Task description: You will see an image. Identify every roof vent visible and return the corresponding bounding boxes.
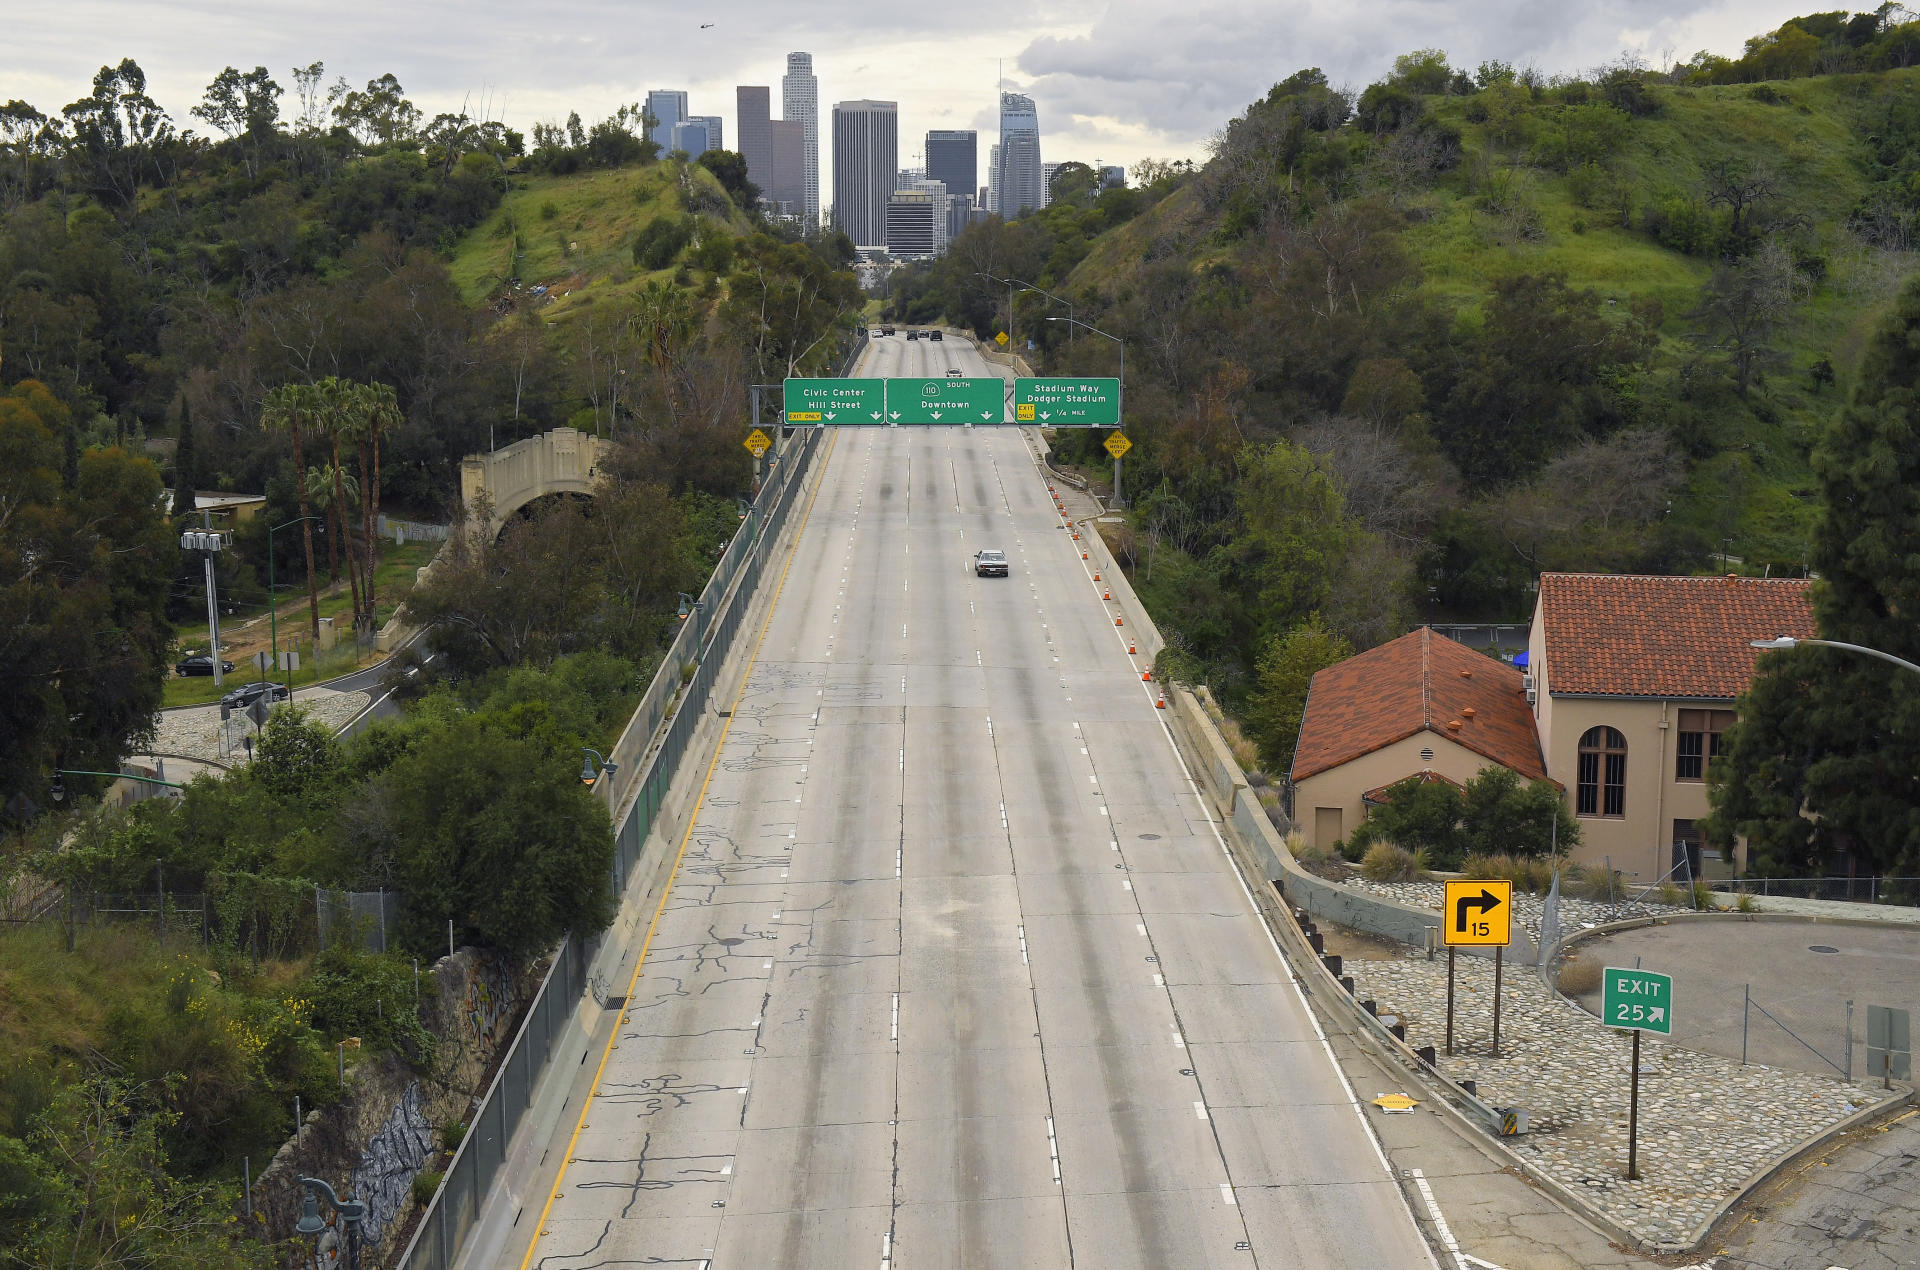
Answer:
[1459,668,1473,678]
[1446,719,1462,732]
[1420,747,1435,762]
[1462,707,1477,719]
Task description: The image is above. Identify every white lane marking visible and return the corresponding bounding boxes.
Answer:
[1220,1183,1236,1206]
[1194,1101,1210,1121]
[1122,880,1133,891]
[1172,1032,1186,1049]
[1136,923,1148,936]
[1047,1115,1060,1184]
[899,748,905,772]
[1409,1169,1475,1270]
[1153,973,1165,986]
[891,992,899,1044]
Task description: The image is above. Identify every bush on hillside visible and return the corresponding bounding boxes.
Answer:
[1359,842,1430,882]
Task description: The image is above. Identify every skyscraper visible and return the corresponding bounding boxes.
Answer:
[670,118,711,157]
[645,90,688,154]
[737,86,772,202]
[926,130,977,215]
[886,180,948,259]
[695,116,722,150]
[769,118,805,217]
[832,100,898,248]
[997,93,1043,218]
[985,143,1000,215]
[782,53,820,226]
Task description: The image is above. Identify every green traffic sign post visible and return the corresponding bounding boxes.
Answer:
[1013,377,1121,427]
[885,378,1005,426]
[1603,967,1674,1180]
[783,378,886,426]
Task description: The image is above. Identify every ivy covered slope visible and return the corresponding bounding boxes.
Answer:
[889,14,1920,727]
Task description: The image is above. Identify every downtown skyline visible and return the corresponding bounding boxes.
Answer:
[2,0,1820,218]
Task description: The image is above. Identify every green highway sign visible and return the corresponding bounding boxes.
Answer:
[1602,967,1673,1035]
[1014,377,1122,426]
[784,378,886,425]
[885,377,1006,425]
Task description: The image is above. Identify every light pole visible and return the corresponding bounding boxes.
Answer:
[294,1176,366,1270]
[979,272,1016,357]
[268,515,323,685]
[1751,635,1920,676]
[1013,279,1073,350]
[1046,316,1128,507]
[180,529,227,686]
[579,747,619,797]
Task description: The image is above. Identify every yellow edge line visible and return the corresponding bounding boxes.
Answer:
[517,430,840,1269]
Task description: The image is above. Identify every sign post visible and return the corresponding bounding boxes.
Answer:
[1602,967,1674,1180]
[1441,880,1512,1057]
[1104,431,1133,509]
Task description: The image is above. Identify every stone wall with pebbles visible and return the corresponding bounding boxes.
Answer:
[1348,949,1892,1248]
[151,688,370,765]
[1343,876,1691,949]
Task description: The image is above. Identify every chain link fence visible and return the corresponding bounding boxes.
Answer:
[316,887,403,952]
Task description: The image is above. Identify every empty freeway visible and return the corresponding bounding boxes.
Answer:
[507,333,1439,1269]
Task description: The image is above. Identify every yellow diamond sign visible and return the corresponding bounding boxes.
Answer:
[743,429,771,458]
[1103,432,1132,459]
[1371,1093,1420,1113]
[995,331,1010,346]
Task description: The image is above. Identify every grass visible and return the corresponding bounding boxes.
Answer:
[163,540,438,707]
[1359,842,1430,883]
[1555,952,1603,996]
[447,161,752,318]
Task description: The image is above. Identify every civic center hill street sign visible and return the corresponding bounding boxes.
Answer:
[783,378,885,424]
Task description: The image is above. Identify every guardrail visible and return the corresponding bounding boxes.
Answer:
[393,425,825,1270]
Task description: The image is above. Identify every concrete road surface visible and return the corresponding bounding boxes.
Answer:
[508,335,1438,1269]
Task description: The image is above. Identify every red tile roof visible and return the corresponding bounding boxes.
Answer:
[1290,628,1548,783]
[1538,573,1817,699]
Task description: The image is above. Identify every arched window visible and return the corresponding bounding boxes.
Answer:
[1577,726,1627,817]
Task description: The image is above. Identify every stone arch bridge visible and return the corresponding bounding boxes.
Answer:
[459,428,608,536]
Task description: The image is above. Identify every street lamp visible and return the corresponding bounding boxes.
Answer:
[579,747,619,790]
[1047,316,1129,507]
[294,1177,366,1270]
[180,529,227,686]
[1013,279,1073,347]
[1751,636,1920,676]
[268,515,323,685]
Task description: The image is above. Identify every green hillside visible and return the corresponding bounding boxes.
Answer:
[449,159,756,318]
[886,18,1920,711]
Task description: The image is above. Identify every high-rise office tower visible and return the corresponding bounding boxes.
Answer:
[1041,161,1062,206]
[670,118,711,157]
[769,118,805,217]
[985,143,1000,215]
[737,86,772,201]
[926,130,977,216]
[886,179,948,259]
[997,92,1043,218]
[645,90,688,154]
[695,116,722,150]
[782,52,820,226]
[831,100,898,248]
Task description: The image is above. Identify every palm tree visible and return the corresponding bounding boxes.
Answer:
[261,383,324,639]
[304,462,358,586]
[356,382,402,630]
[314,376,366,631]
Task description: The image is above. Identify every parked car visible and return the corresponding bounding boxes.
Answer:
[221,681,291,711]
[974,549,1009,577]
[175,652,235,677]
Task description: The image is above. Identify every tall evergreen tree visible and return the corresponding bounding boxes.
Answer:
[1708,276,1920,877]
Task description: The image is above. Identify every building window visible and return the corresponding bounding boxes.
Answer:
[1577,726,1627,817]
[1675,709,1736,781]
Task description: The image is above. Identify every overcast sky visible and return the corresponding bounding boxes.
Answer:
[6,0,1813,197]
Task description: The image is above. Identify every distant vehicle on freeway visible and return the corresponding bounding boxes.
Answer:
[947,369,963,377]
[175,651,234,676]
[974,549,1009,577]
[906,330,919,340]
[221,681,290,711]
[928,330,943,341]
[881,326,896,335]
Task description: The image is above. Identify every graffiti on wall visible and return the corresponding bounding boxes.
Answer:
[466,955,514,1048]
[349,1081,434,1247]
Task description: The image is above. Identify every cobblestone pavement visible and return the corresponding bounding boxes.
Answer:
[1715,1112,1920,1269]
[1346,950,1895,1249]
[152,688,370,764]
[1346,876,1694,947]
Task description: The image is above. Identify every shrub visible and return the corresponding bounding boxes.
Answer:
[1458,851,1554,893]
[1359,842,1430,882]
[1289,832,1335,865]
[303,944,437,1067]
[412,1169,445,1206]
[1565,864,1619,902]
[1556,953,1602,995]
[1736,890,1757,913]
[538,201,559,221]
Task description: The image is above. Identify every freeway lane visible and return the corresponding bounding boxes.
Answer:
[510,334,1437,1269]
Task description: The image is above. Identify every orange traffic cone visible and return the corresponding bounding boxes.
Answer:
[1072,532,1080,540]
[1115,616,1124,627]
[1156,691,1166,709]
[1143,669,1152,682]
[1103,588,1111,600]
[1081,550,1088,559]
[1093,571,1101,581]
[1128,639,1136,654]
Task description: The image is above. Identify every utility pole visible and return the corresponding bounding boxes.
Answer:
[181,525,227,686]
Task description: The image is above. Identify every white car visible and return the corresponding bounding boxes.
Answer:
[974,549,1008,577]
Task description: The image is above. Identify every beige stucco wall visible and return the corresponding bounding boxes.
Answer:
[1294,730,1499,852]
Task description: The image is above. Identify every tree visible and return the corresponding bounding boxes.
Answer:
[170,405,197,519]
[1458,765,1580,858]
[1708,273,1920,875]
[696,149,758,206]
[1692,242,1797,398]
[380,712,614,961]
[1347,775,1464,862]
[313,377,365,627]
[1244,616,1352,773]
[261,383,323,637]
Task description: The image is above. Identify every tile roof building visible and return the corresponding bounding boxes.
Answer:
[1526,573,1817,881]
[1291,628,1547,851]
